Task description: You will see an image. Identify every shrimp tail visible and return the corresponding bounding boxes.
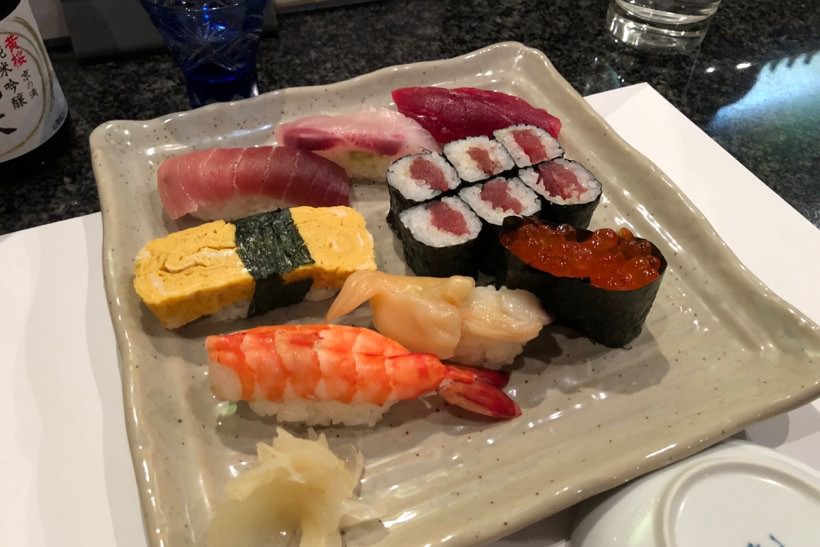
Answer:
[437,365,521,419]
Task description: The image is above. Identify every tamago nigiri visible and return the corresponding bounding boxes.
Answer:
[206,324,521,426]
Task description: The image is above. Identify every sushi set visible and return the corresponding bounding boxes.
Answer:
[133,84,663,432]
[91,43,820,547]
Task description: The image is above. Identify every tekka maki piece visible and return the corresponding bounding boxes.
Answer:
[493,124,563,168]
[458,177,541,274]
[498,218,666,347]
[443,136,515,183]
[133,206,376,329]
[386,152,460,225]
[519,159,602,229]
[397,196,482,278]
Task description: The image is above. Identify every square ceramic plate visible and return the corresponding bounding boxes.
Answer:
[90,42,820,546]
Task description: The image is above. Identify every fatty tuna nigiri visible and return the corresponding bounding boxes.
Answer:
[392,86,562,144]
[274,107,440,181]
[157,146,350,221]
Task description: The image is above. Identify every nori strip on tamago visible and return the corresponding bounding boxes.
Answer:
[497,217,666,347]
[234,210,313,316]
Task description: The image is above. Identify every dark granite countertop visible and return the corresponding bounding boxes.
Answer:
[1,0,818,235]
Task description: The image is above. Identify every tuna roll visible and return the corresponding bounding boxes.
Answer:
[519,159,602,229]
[397,196,482,278]
[459,177,541,275]
[493,124,563,168]
[498,217,666,347]
[386,152,460,226]
[443,136,515,183]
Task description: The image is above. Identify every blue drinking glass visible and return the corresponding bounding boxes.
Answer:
[139,0,268,108]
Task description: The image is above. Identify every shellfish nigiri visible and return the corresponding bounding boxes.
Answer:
[325,271,551,368]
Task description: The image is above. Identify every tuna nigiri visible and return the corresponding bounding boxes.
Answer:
[392,86,562,143]
[274,108,440,181]
[206,324,521,426]
[157,146,350,221]
[325,271,551,368]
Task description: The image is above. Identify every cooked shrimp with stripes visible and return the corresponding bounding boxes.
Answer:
[206,324,521,426]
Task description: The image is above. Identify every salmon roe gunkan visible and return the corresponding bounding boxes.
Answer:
[501,221,662,291]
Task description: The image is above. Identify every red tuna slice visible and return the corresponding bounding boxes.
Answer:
[466,146,500,175]
[157,146,350,220]
[392,86,561,143]
[512,128,549,164]
[429,200,469,236]
[535,161,586,200]
[480,179,523,214]
[409,156,450,192]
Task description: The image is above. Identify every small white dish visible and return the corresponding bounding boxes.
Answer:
[571,440,820,547]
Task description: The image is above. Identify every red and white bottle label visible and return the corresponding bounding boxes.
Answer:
[0,0,68,162]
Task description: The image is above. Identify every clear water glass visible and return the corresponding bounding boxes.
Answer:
[607,0,722,50]
[139,0,268,108]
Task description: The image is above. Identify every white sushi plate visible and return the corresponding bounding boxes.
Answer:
[2,43,820,547]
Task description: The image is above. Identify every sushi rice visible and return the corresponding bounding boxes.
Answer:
[209,353,394,426]
[443,136,515,182]
[248,400,392,427]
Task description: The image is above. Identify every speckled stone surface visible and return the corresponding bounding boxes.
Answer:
[1,0,818,235]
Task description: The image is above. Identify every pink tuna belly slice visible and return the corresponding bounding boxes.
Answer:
[279,125,404,156]
[409,156,450,191]
[277,127,343,151]
[273,108,440,181]
[156,145,350,220]
[429,200,469,236]
[480,180,522,214]
[535,162,585,200]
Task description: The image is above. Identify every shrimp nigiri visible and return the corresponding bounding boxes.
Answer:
[206,324,521,426]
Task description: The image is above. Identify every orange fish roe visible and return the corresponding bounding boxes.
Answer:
[501,221,662,291]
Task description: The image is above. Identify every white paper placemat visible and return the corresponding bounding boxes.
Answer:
[1,83,817,546]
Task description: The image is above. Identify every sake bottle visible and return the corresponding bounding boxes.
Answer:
[0,0,70,179]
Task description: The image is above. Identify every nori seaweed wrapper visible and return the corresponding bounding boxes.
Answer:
[234,210,313,316]
[497,217,667,347]
[536,192,601,229]
[386,183,432,229]
[477,223,504,276]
